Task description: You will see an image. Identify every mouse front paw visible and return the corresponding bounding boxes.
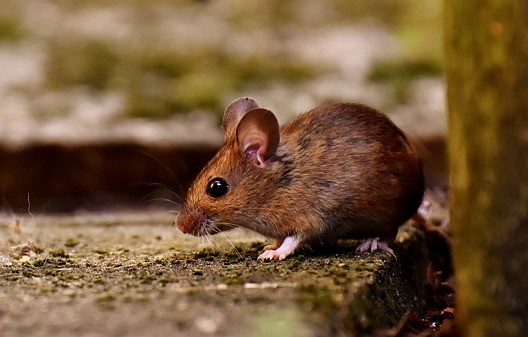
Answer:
[258,249,289,261]
[257,236,301,261]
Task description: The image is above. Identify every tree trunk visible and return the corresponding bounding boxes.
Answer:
[445,1,528,337]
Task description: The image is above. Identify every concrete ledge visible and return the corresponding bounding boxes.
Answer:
[342,226,428,334]
[0,212,428,336]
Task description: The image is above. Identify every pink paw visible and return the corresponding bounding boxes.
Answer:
[257,236,300,261]
[356,238,395,257]
[258,249,289,261]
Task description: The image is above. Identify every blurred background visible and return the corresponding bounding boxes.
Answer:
[0,0,445,213]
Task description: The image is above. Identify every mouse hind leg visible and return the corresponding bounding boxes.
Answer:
[354,224,398,257]
[355,238,395,256]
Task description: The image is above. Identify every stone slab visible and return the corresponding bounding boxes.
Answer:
[0,211,428,337]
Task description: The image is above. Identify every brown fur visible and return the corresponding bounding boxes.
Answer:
[177,98,424,248]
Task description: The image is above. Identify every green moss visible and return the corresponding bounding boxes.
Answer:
[168,72,227,110]
[224,274,245,286]
[139,274,157,284]
[248,241,266,250]
[0,15,26,42]
[49,249,69,258]
[250,308,303,337]
[64,238,80,248]
[43,32,320,119]
[96,293,117,309]
[224,276,246,286]
[158,277,171,286]
[154,257,170,265]
[46,40,119,91]
[123,51,318,118]
[124,295,150,303]
[33,259,46,267]
[93,277,105,284]
[61,273,82,281]
[28,0,441,125]
[37,286,55,295]
[45,269,58,277]
[369,59,442,82]
[234,55,317,84]
[368,58,443,104]
[297,284,337,315]
[93,248,109,255]
[191,268,204,276]
[130,49,192,79]
[0,224,429,336]
[193,248,220,259]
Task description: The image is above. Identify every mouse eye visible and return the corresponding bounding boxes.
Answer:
[206,178,229,198]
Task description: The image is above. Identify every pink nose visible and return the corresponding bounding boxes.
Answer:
[176,212,191,234]
[176,209,202,235]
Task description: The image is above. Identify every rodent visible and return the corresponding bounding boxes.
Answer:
[176,97,424,260]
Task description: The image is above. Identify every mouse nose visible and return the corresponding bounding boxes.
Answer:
[176,208,203,235]
[176,211,192,234]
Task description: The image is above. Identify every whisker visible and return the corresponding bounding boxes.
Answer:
[200,235,208,250]
[203,233,216,252]
[26,193,36,239]
[218,231,242,258]
[145,183,182,199]
[215,221,240,229]
[139,195,182,210]
[207,232,223,253]
[207,224,243,258]
[136,183,183,212]
[146,197,180,206]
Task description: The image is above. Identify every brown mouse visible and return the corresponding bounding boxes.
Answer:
[177,97,424,260]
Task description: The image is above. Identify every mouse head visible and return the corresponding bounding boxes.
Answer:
[177,97,281,236]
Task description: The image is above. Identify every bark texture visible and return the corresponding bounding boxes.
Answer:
[445,1,528,336]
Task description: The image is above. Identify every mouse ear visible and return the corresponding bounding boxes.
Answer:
[222,97,260,136]
[236,108,280,167]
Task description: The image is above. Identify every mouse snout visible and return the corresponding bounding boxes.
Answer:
[176,208,206,236]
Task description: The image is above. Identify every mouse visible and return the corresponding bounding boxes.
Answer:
[176,97,424,260]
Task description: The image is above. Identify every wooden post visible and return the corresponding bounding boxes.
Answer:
[445,1,528,336]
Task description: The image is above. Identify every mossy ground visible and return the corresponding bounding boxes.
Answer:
[0,212,427,337]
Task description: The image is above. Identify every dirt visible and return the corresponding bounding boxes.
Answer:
[0,211,429,337]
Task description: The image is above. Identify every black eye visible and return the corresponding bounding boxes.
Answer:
[206,178,229,198]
